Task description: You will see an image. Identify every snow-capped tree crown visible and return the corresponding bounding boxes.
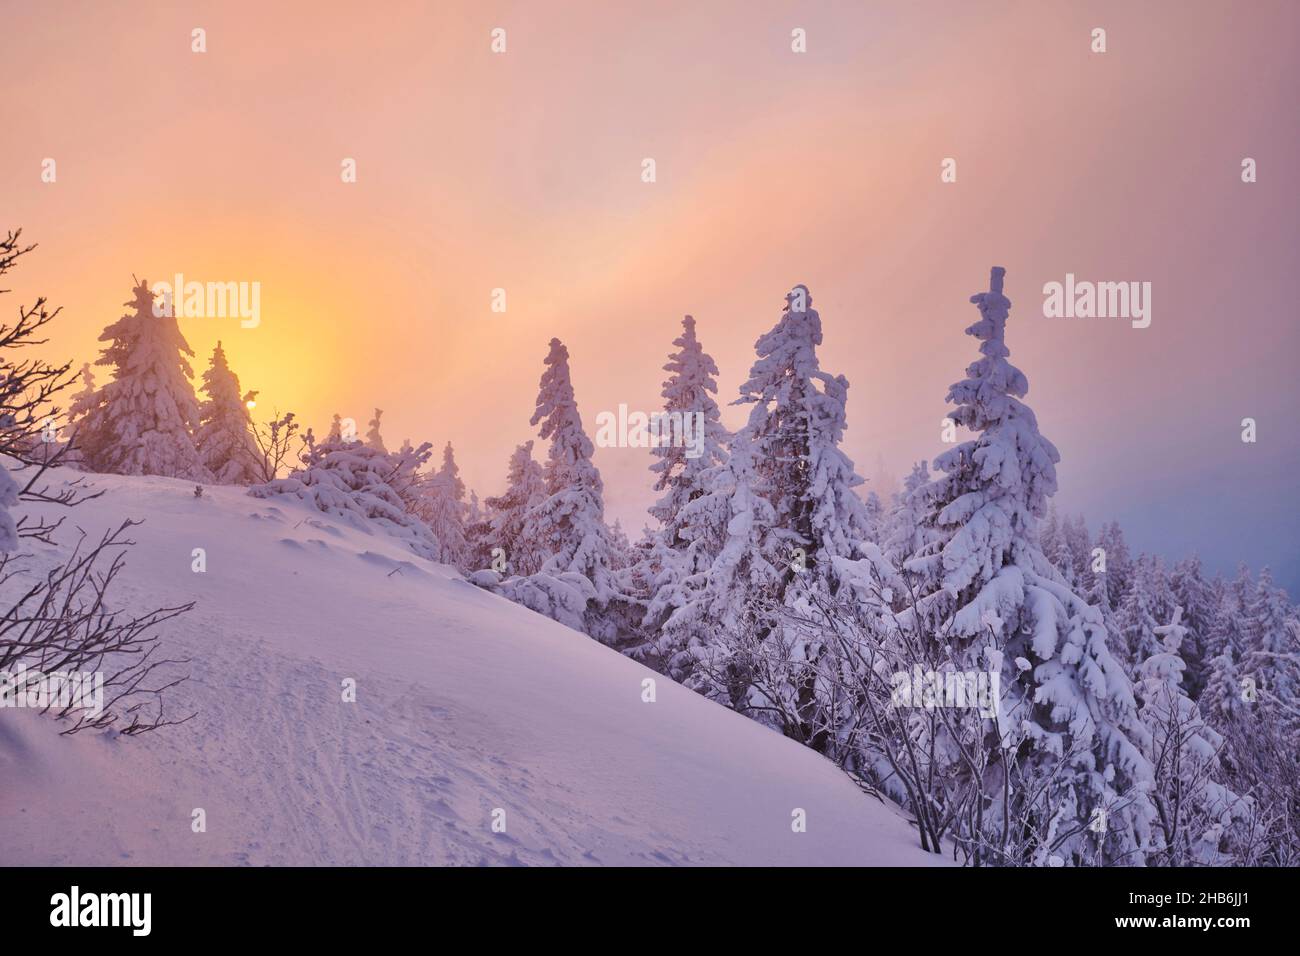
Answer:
[419,441,469,567]
[733,285,869,569]
[195,341,260,484]
[649,314,728,524]
[485,440,548,576]
[77,279,209,480]
[526,338,615,595]
[908,267,1064,624]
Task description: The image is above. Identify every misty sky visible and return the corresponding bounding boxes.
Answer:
[3,0,1297,592]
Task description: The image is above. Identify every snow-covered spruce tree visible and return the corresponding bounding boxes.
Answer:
[482,440,547,576]
[1086,555,1120,644]
[249,430,441,561]
[636,315,729,666]
[1169,555,1218,698]
[687,285,872,752]
[1201,644,1250,730]
[461,490,494,572]
[1135,606,1256,864]
[194,341,261,485]
[1245,567,1300,705]
[66,362,96,429]
[75,279,210,480]
[883,460,932,568]
[1213,564,1256,658]
[1095,520,1134,612]
[645,315,728,542]
[888,267,1156,865]
[418,442,469,568]
[483,338,629,640]
[1116,555,1174,678]
[1039,505,1067,582]
[862,490,884,546]
[1200,582,1300,864]
[640,448,746,680]
[365,408,387,453]
[56,361,99,469]
[388,438,422,503]
[525,338,616,598]
[736,285,872,571]
[663,431,783,704]
[618,524,660,638]
[1208,665,1300,863]
[1198,574,1228,660]
[1064,515,1093,586]
[1038,510,1088,589]
[608,519,633,570]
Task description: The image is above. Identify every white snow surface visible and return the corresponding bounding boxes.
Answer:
[2,469,941,866]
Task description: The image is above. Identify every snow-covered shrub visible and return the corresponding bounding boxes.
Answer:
[250,434,442,562]
[470,568,594,634]
[0,520,195,734]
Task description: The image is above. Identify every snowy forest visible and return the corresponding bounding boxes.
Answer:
[2,229,1297,867]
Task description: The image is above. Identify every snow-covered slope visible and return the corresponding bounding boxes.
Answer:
[1,470,942,866]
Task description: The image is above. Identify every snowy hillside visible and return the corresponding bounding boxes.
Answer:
[1,468,940,866]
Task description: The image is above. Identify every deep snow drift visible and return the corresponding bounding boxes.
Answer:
[1,469,940,866]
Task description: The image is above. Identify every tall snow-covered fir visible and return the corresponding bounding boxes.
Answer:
[894,267,1157,864]
[1117,556,1173,679]
[418,441,469,568]
[75,280,209,481]
[195,341,261,485]
[638,315,729,665]
[484,440,547,577]
[525,337,616,601]
[658,427,780,694]
[365,408,387,454]
[645,315,728,539]
[725,284,872,751]
[66,361,97,430]
[1246,567,1300,703]
[883,460,933,566]
[659,286,871,748]
[733,284,871,575]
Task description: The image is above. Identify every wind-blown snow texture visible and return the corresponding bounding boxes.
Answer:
[1,468,941,866]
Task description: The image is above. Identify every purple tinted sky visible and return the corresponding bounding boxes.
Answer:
[3,0,1297,592]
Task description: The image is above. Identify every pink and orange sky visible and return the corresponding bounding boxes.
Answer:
[3,0,1298,590]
